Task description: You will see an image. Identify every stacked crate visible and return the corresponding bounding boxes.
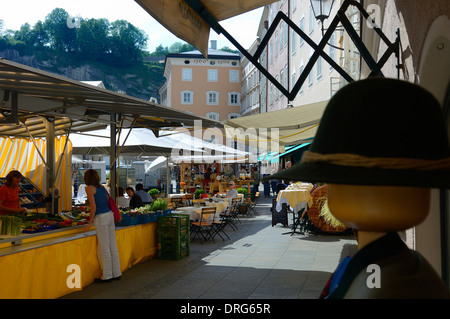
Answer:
[157,214,190,260]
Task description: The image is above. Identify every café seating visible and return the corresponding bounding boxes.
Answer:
[211,212,231,241]
[191,206,216,243]
[247,192,260,216]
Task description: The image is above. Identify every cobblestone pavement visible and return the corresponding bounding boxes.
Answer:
[62,196,357,299]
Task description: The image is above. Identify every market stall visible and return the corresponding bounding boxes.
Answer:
[0,59,223,299]
[179,162,253,195]
[0,222,158,298]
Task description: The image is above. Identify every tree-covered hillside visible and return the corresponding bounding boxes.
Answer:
[0,8,193,101]
[0,8,238,101]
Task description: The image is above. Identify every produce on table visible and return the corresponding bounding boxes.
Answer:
[0,215,22,236]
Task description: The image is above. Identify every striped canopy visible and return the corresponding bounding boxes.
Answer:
[0,136,72,212]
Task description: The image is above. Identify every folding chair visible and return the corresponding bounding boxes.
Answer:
[190,206,216,243]
[237,199,251,216]
[211,211,230,241]
[220,201,240,231]
[230,198,242,224]
[248,192,260,216]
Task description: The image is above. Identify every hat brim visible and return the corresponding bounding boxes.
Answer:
[265,161,450,189]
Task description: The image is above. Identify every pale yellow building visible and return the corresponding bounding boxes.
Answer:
[159,42,242,122]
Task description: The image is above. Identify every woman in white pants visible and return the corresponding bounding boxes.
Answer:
[85,169,121,283]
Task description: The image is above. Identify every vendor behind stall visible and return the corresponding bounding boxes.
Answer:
[0,170,26,215]
[126,187,143,208]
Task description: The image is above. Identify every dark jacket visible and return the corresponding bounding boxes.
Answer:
[129,193,143,209]
[327,232,450,299]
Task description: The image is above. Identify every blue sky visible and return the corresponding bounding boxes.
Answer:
[1,0,263,52]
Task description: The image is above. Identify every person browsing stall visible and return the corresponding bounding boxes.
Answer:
[84,169,121,283]
[0,170,27,215]
[126,187,143,208]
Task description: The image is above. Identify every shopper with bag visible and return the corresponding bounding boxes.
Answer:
[84,169,121,283]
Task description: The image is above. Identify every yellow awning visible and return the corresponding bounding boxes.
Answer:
[134,0,278,57]
[0,135,72,212]
[224,100,328,149]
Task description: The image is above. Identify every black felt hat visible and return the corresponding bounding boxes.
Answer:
[268,77,450,188]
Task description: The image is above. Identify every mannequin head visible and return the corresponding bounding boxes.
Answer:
[328,184,430,247]
[328,184,430,232]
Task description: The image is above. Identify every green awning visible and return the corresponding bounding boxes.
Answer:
[259,143,311,163]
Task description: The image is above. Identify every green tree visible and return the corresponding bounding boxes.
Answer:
[151,44,169,56]
[109,20,147,66]
[168,41,195,53]
[44,8,76,52]
[31,21,50,50]
[75,18,110,61]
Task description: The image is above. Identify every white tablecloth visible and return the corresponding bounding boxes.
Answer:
[172,201,229,221]
[276,188,313,214]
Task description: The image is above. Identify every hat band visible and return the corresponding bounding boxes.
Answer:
[302,151,450,171]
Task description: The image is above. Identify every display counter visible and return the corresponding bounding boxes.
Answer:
[0,222,158,299]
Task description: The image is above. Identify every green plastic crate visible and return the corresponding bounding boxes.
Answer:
[157,214,190,260]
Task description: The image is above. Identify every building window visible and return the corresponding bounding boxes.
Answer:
[284,21,288,46]
[182,68,192,81]
[181,90,193,104]
[228,113,240,119]
[291,69,296,91]
[291,0,296,12]
[299,17,305,47]
[317,56,323,80]
[280,70,284,91]
[275,32,279,58]
[207,91,219,105]
[269,41,273,64]
[291,29,296,55]
[329,34,336,70]
[308,68,314,87]
[229,92,240,106]
[206,112,220,121]
[309,6,315,34]
[229,70,239,83]
[275,75,280,101]
[299,64,305,95]
[208,69,218,82]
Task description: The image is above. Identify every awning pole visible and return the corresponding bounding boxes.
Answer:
[53,120,73,188]
[110,114,117,199]
[166,154,171,196]
[45,117,55,213]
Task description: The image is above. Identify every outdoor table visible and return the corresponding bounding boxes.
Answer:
[276,185,314,235]
[172,201,229,221]
[276,187,313,214]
